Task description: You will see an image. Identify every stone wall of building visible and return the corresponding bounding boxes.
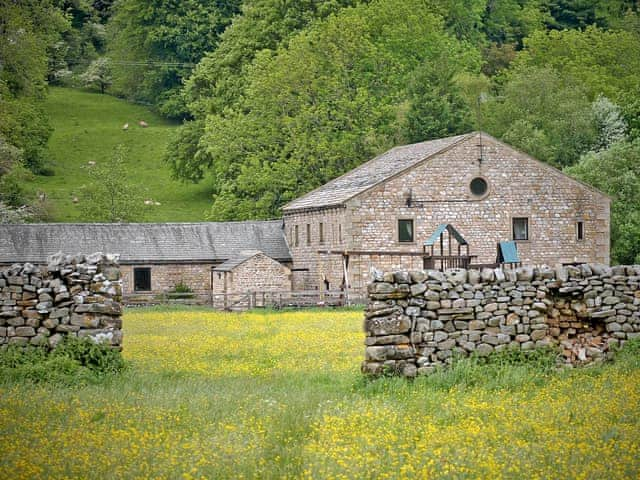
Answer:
[212,253,292,294]
[284,135,610,294]
[120,263,213,299]
[283,207,347,291]
[348,135,609,276]
[0,253,123,349]
[363,264,640,377]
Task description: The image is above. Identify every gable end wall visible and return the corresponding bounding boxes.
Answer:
[340,134,609,290]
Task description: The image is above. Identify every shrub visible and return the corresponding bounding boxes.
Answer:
[52,336,126,375]
[0,337,126,386]
[171,281,193,294]
[166,281,195,299]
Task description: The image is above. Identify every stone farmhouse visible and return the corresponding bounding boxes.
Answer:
[282,131,610,293]
[0,132,610,300]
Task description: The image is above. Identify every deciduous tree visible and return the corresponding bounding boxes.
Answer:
[80,57,112,93]
[180,0,480,220]
[107,0,242,118]
[80,145,146,222]
[566,140,640,264]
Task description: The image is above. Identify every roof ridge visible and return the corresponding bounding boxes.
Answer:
[0,222,291,263]
[282,132,474,212]
[0,220,283,227]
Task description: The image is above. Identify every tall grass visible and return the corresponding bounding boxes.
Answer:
[0,308,638,479]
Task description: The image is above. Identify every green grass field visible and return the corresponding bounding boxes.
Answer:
[32,87,213,222]
[1,308,639,479]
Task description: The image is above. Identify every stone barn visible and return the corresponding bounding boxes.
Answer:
[282,131,610,294]
[212,250,291,295]
[0,222,291,301]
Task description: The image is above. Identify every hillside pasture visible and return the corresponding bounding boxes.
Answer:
[32,88,213,222]
[1,308,639,479]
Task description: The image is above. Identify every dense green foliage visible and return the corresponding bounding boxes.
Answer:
[566,140,640,264]
[0,337,126,386]
[483,26,640,167]
[106,0,242,118]
[171,0,480,220]
[0,1,68,222]
[48,0,109,83]
[184,0,364,117]
[0,0,67,176]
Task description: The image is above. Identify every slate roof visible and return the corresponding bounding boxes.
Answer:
[0,221,291,264]
[282,132,472,212]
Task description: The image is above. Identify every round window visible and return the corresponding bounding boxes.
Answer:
[470,177,488,197]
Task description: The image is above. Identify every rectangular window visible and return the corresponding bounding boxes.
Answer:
[319,222,324,244]
[577,221,584,241]
[294,225,299,247]
[513,217,529,241]
[306,223,311,245]
[134,267,151,292]
[398,219,414,243]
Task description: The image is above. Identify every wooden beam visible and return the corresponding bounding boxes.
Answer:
[317,250,429,256]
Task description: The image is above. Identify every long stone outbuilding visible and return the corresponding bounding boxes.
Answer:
[0,132,611,301]
[0,222,292,302]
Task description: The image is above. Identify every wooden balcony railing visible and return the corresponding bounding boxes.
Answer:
[423,255,477,271]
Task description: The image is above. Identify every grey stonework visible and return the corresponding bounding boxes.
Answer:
[0,253,123,349]
[284,133,610,293]
[362,264,640,377]
[212,251,292,298]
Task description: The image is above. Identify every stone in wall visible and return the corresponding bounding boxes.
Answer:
[362,264,640,377]
[0,252,123,349]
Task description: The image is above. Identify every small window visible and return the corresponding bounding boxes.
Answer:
[513,217,528,241]
[306,224,311,245]
[294,225,299,247]
[470,177,488,197]
[134,267,151,292]
[319,222,324,244]
[577,221,584,241]
[398,219,414,243]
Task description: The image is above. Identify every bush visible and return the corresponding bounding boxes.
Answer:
[0,337,126,386]
[171,282,193,294]
[165,281,195,299]
[52,336,126,375]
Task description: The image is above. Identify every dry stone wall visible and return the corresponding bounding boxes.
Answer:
[0,253,123,349]
[363,264,640,377]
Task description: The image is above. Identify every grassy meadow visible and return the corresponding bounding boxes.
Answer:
[32,87,213,222]
[1,307,639,479]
